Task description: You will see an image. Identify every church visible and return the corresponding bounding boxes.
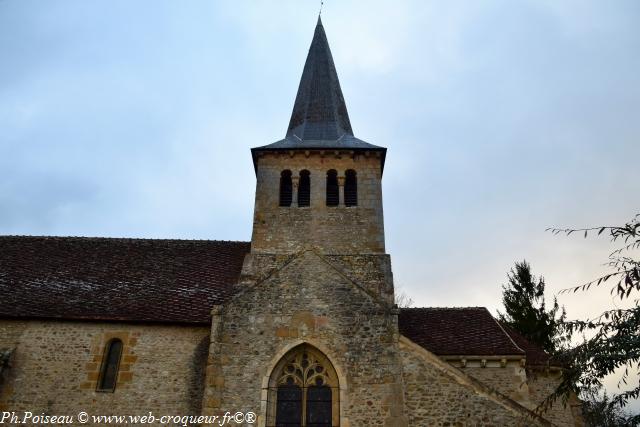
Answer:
[0,17,583,427]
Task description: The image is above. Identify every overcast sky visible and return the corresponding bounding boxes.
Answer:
[1,0,639,411]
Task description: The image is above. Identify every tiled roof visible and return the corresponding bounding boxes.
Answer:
[0,236,552,365]
[0,236,250,324]
[500,323,553,367]
[398,307,525,357]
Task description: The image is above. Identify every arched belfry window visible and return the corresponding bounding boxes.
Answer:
[280,170,293,207]
[266,344,339,427]
[97,339,123,392]
[298,170,310,207]
[344,170,357,207]
[326,170,339,207]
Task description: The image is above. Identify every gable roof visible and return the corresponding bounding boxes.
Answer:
[500,323,552,367]
[0,236,553,366]
[0,236,250,324]
[398,307,525,357]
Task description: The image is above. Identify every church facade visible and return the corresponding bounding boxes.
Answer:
[1,18,582,427]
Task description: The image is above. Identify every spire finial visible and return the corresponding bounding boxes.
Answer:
[319,0,323,16]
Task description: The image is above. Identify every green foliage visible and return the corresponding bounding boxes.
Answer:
[547,214,640,424]
[581,388,632,427]
[498,260,566,354]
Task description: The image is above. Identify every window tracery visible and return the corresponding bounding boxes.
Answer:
[267,345,339,427]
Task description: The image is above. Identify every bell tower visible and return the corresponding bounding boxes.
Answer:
[250,17,387,255]
[202,18,404,424]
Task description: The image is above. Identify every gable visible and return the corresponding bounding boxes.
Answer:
[226,250,391,314]
[0,236,550,366]
[399,336,551,426]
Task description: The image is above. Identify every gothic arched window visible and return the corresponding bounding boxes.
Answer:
[266,345,339,427]
[298,170,310,207]
[344,170,357,207]
[280,170,293,207]
[326,170,339,207]
[97,339,123,392]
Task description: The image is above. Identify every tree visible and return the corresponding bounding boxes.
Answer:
[395,290,414,308]
[581,387,632,427]
[498,260,566,354]
[547,214,640,424]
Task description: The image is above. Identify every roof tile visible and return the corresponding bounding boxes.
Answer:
[0,237,552,366]
[0,236,250,324]
[399,307,525,356]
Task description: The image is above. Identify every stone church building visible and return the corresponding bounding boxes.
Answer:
[1,17,583,427]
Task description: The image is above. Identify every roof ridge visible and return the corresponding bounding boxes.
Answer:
[0,235,251,244]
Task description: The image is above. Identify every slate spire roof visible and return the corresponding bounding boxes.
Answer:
[251,16,386,171]
[287,16,353,141]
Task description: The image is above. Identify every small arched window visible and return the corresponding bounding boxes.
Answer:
[97,339,123,392]
[326,170,339,207]
[298,170,310,207]
[344,169,357,207]
[280,170,293,207]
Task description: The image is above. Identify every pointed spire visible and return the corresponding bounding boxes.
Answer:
[251,16,386,175]
[287,16,353,141]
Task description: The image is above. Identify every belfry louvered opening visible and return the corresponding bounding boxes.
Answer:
[344,170,357,207]
[298,170,311,207]
[280,170,293,207]
[326,170,339,207]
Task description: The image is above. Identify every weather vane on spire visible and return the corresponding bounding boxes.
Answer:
[319,0,323,16]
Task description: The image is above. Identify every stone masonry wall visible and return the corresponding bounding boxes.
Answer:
[203,250,407,427]
[251,151,385,254]
[0,320,27,396]
[400,340,549,427]
[464,363,531,407]
[238,253,394,305]
[450,360,581,426]
[527,369,581,426]
[0,319,209,424]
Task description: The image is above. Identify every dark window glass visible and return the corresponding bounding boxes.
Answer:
[276,385,302,427]
[306,386,332,427]
[298,170,310,207]
[280,170,293,207]
[97,339,122,392]
[326,170,338,207]
[344,169,357,207]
